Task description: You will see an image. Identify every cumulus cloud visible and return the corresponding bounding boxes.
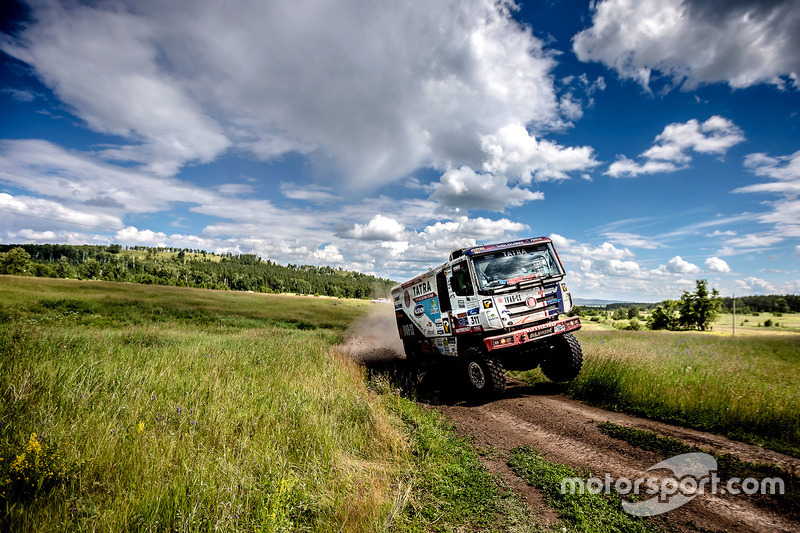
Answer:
[606,116,744,177]
[0,4,230,176]
[705,256,731,273]
[430,166,544,212]
[313,244,344,263]
[1,0,579,186]
[549,234,736,299]
[480,123,600,182]
[665,255,701,274]
[337,215,406,242]
[736,276,777,294]
[115,226,169,246]
[573,0,800,91]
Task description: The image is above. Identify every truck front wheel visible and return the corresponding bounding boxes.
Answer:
[463,347,506,397]
[540,332,583,382]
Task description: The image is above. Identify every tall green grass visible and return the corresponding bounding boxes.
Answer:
[1,277,406,531]
[517,330,800,456]
[1,276,540,532]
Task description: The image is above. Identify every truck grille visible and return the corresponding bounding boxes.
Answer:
[504,297,561,328]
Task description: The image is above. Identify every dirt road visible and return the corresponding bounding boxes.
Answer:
[345,307,799,532]
[434,379,799,533]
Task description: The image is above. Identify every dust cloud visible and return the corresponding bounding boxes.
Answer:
[340,304,405,363]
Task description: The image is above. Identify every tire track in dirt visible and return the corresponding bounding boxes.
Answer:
[434,380,799,533]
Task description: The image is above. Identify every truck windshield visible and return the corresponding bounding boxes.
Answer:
[472,244,561,291]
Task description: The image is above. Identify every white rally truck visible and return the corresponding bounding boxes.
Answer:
[391,237,582,397]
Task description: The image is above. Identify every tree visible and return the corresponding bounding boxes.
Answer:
[627,305,640,319]
[678,279,722,331]
[0,247,33,275]
[773,297,790,314]
[647,300,680,330]
[612,307,627,320]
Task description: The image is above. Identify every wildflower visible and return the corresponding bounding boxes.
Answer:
[137,421,144,434]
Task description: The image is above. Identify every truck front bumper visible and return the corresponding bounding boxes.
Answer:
[484,317,581,352]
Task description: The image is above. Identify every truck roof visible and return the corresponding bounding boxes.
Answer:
[450,237,551,260]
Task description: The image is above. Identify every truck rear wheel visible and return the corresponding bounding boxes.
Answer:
[463,347,506,397]
[540,332,583,382]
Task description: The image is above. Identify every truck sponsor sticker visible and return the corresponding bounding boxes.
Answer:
[482,299,493,309]
[467,308,479,316]
[507,274,538,284]
[412,279,435,302]
[404,291,411,308]
[413,304,425,317]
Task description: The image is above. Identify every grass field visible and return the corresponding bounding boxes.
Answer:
[515,328,800,457]
[0,276,554,532]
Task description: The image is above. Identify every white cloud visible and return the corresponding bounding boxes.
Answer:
[430,165,544,212]
[573,0,800,91]
[480,123,600,182]
[0,192,123,231]
[337,215,406,242]
[724,233,785,249]
[0,4,230,176]
[1,0,576,186]
[706,230,736,237]
[606,116,744,177]
[2,88,35,102]
[114,226,169,246]
[743,150,800,181]
[736,276,777,295]
[603,232,662,249]
[705,256,731,273]
[733,151,800,247]
[280,183,339,203]
[665,255,701,274]
[313,244,344,264]
[0,139,214,215]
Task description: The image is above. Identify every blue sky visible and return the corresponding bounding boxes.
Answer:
[1,0,799,301]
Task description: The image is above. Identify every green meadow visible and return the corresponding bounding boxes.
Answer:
[1,276,536,532]
[4,276,799,531]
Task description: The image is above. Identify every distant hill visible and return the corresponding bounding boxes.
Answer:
[574,297,633,307]
[0,243,395,299]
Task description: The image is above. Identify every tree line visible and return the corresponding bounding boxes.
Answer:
[571,279,798,331]
[0,244,395,299]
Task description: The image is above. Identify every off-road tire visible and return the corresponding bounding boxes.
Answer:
[462,346,506,397]
[403,338,421,365]
[540,332,583,382]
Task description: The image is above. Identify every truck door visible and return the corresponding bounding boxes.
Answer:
[447,260,481,334]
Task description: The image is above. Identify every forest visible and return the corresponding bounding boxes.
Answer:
[0,244,395,299]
